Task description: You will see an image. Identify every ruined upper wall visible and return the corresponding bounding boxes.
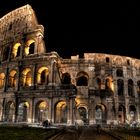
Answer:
[0,4,42,44]
[84,53,140,68]
[65,53,140,69]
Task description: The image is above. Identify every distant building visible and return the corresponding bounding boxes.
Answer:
[0,5,140,125]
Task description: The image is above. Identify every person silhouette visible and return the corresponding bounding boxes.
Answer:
[96,124,101,134]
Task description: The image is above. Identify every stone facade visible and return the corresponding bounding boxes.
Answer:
[0,5,140,125]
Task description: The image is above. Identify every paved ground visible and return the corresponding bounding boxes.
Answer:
[49,127,117,140]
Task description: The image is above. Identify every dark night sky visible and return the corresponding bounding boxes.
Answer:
[0,0,139,59]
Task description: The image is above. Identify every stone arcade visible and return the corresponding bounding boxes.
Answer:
[0,5,140,126]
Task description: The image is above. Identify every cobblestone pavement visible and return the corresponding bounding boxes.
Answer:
[49,127,117,140]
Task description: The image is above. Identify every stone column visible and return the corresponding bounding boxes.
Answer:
[21,39,25,59]
[4,68,9,92]
[89,98,95,125]
[70,98,74,125]
[107,102,112,124]
[125,98,129,122]
[48,59,56,85]
[2,98,6,121]
[49,97,54,123]
[0,101,2,121]
[124,79,128,96]
[48,98,52,122]
[32,64,37,89]
[28,99,32,123]
[133,81,138,98]
[124,79,129,122]
[14,96,19,122]
[136,104,140,122]
[66,98,73,125]
[67,98,71,125]
[17,62,22,91]
[31,97,35,123]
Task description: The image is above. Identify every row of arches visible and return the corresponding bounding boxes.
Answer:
[118,105,137,124]
[0,67,49,89]
[117,79,140,96]
[1,69,140,96]
[62,72,114,91]
[3,100,107,124]
[3,100,137,124]
[0,70,111,89]
[4,100,67,123]
[2,39,35,61]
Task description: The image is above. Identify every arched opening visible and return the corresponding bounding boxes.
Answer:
[95,104,107,124]
[105,77,114,91]
[37,67,49,85]
[76,72,88,86]
[25,39,35,56]
[3,47,9,61]
[117,79,124,96]
[137,81,140,94]
[0,73,5,89]
[8,70,17,88]
[62,73,71,84]
[106,57,109,63]
[96,78,101,90]
[35,101,48,123]
[55,101,67,123]
[12,43,21,58]
[5,101,15,122]
[18,102,29,122]
[116,69,123,77]
[78,107,88,124]
[127,59,130,65]
[22,68,32,87]
[118,105,126,124]
[128,79,134,96]
[129,105,136,123]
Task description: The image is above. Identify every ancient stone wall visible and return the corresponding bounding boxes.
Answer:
[0,4,38,44]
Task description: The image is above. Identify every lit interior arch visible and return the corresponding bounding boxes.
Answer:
[12,43,21,58]
[56,101,66,109]
[19,102,29,109]
[39,101,47,109]
[75,98,81,106]
[24,102,29,108]
[55,101,67,123]
[105,76,114,91]
[22,68,32,86]
[37,67,49,84]
[18,101,29,122]
[9,70,17,87]
[35,101,48,122]
[25,39,35,56]
[0,73,5,88]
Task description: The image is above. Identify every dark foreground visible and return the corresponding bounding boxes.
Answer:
[0,125,140,140]
[0,125,59,140]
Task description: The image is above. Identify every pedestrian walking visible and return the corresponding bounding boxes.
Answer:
[96,124,101,134]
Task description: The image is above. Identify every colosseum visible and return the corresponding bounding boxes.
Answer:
[0,4,140,126]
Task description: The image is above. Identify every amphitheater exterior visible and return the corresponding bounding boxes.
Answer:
[0,5,140,126]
